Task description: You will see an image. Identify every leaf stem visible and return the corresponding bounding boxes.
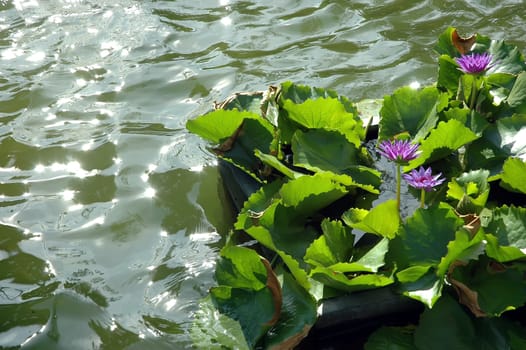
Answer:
[470,75,478,110]
[396,163,401,214]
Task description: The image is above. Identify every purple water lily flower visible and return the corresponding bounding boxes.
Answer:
[378,139,420,164]
[455,52,492,74]
[403,166,445,192]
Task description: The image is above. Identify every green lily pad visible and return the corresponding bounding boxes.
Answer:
[186,109,275,180]
[390,203,463,268]
[342,199,400,239]
[278,81,358,115]
[191,296,250,350]
[215,245,268,291]
[446,169,490,214]
[484,205,526,262]
[310,266,393,293]
[304,219,354,267]
[263,268,317,349]
[414,294,526,350]
[282,97,363,146]
[437,54,463,95]
[379,86,442,142]
[279,172,350,216]
[466,114,526,177]
[506,72,526,112]
[450,255,526,316]
[210,286,274,347]
[291,129,361,174]
[254,149,300,180]
[500,157,526,194]
[407,119,479,171]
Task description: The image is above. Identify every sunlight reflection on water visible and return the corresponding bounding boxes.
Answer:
[0,0,525,348]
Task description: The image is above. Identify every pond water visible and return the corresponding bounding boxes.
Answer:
[1,1,525,348]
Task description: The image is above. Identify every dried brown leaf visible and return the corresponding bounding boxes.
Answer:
[261,257,282,327]
[268,324,312,350]
[452,29,476,55]
[448,260,487,317]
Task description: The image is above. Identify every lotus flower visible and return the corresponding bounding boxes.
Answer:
[403,166,445,192]
[378,139,420,213]
[455,52,492,74]
[378,140,420,165]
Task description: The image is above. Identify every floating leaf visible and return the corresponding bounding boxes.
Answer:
[211,285,275,348]
[291,129,361,174]
[278,81,358,115]
[437,54,463,95]
[438,228,486,278]
[236,202,314,291]
[447,169,490,214]
[379,86,442,142]
[304,219,354,267]
[355,98,383,130]
[191,296,250,350]
[187,109,272,146]
[342,199,400,239]
[487,38,526,75]
[449,256,526,316]
[254,149,300,180]
[322,238,389,274]
[506,71,526,112]
[263,268,317,349]
[390,203,463,268]
[435,27,483,57]
[407,119,479,171]
[414,294,526,350]
[389,204,464,307]
[216,91,265,115]
[397,269,443,308]
[215,246,268,291]
[208,247,284,348]
[186,109,275,180]
[484,205,526,262]
[310,266,393,293]
[466,115,526,177]
[500,157,526,194]
[282,98,363,146]
[279,172,350,216]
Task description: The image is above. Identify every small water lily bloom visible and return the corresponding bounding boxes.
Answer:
[455,52,492,74]
[378,139,420,164]
[403,166,445,192]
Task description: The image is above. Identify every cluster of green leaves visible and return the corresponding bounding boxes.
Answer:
[188,82,390,347]
[186,27,526,349]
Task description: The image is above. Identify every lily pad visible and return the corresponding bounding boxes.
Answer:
[484,205,526,262]
[407,119,479,171]
[500,157,526,194]
[449,255,526,316]
[304,219,354,267]
[465,114,526,177]
[379,86,443,142]
[446,169,490,214]
[282,97,363,146]
[191,296,250,350]
[291,129,361,174]
[414,294,526,350]
[342,199,400,239]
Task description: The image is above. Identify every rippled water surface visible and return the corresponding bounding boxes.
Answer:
[1,0,525,348]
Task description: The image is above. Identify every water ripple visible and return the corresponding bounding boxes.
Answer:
[0,0,525,348]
